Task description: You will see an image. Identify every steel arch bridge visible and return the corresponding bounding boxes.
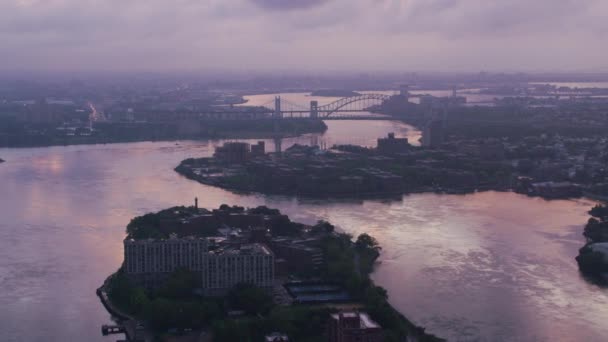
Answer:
[237,93,395,120]
[316,94,392,118]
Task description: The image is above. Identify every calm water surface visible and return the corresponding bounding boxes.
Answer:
[0,118,606,341]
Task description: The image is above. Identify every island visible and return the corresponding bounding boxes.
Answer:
[176,97,608,201]
[576,204,608,282]
[0,158,4,163]
[98,204,443,341]
[310,89,361,97]
[175,135,513,199]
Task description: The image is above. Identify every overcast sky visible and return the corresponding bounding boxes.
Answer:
[1,0,607,73]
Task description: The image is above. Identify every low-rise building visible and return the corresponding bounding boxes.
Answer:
[251,141,266,157]
[377,133,409,154]
[328,312,384,342]
[214,142,251,162]
[271,238,324,275]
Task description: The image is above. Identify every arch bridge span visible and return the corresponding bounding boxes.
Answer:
[262,93,395,119]
[316,93,392,118]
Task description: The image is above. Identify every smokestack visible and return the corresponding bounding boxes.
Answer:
[195,197,198,210]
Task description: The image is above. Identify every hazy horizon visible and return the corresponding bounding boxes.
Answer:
[2,0,608,73]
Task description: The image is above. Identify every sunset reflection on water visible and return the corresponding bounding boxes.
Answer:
[0,121,607,341]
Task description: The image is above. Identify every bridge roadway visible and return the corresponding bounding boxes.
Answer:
[193,110,396,120]
[281,115,396,120]
[277,111,396,120]
[169,93,402,121]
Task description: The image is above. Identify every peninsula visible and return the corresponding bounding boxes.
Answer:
[175,135,514,199]
[99,204,443,341]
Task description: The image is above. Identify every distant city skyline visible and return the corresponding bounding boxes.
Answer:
[1,0,608,73]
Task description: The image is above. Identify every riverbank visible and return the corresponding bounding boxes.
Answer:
[576,204,608,283]
[5,127,607,341]
[0,119,327,148]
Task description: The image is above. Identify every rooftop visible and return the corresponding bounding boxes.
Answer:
[210,243,273,256]
[331,311,381,329]
[125,235,208,244]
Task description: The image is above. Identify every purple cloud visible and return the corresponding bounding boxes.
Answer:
[1,0,607,72]
[249,0,329,10]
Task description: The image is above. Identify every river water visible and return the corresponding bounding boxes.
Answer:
[0,98,607,341]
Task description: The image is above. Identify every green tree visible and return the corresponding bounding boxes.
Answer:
[107,271,137,313]
[356,233,381,252]
[159,268,199,299]
[227,283,274,315]
[589,205,608,220]
[212,319,251,341]
[129,287,149,313]
[312,220,335,234]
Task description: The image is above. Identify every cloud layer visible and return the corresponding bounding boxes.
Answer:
[1,0,607,72]
[250,0,329,11]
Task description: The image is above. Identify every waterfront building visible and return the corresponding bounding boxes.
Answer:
[328,311,384,342]
[214,142,251,162]
[203,243,274,295]
[251,141,266,157]
[124,236,274,294]
[124,234,209,275]
[377,133,409,154]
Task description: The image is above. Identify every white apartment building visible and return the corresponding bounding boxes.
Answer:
[203,244,274,295]
[124,234,209,274]
[123,235,274,294]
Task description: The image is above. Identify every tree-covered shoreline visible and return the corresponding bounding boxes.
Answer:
[576,204,608,281]
[103,205,444,341]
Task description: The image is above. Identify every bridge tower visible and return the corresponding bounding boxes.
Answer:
[274,96,282,118]
[400,84,410,102]
[310,100,318,119]
[274,136,283,154]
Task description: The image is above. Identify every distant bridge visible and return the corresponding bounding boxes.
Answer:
[258,93,394,119]
[154,93,399,121]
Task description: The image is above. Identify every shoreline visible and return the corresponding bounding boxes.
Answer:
[0,129,321,149]
[174,165,581,202]
[0,119,328,149]
[96,276,140,341]
[97,268,442,342]
[96,205,445,341]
